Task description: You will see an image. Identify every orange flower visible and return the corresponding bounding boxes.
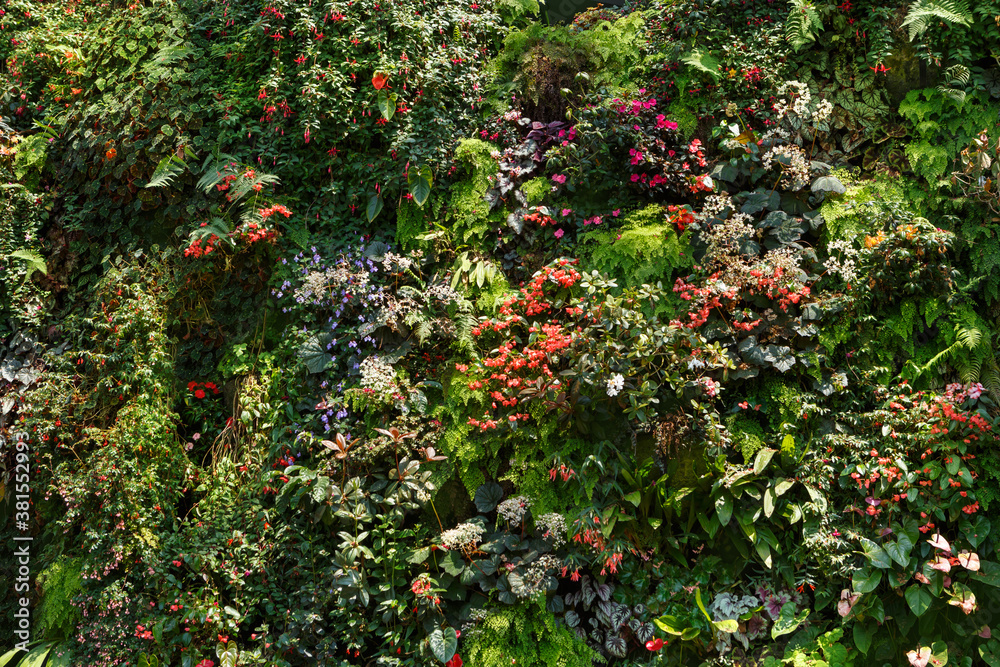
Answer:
[372,72,389,89]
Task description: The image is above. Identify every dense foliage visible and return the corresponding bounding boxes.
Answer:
[6,0,1000,666]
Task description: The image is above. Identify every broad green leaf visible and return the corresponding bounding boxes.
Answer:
[716,493,733,526]
[763,487,776,518]
[377,90,396,121]
[852,567,882,593]
[695,587,712,623]
[886,534,913,568]
[367,194,383,222]
[474,482,503,512]
[429,627,458,663]
[19,643,54,667]
[654,614,685,635]
[860,537,892,569]
[775,478,795,496]
[0,648,26,667]
[853,620,875,654]
[905,584,933,617]
[754,448,777,475]
[713,619,739,633]
[408,164,433,206]
[624,490,641,507]
[771,602,809,640]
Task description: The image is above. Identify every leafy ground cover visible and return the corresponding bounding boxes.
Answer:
[5,0,1000,666]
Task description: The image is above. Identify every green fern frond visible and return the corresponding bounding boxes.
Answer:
[902,0,972,41]
[956,325,982,351]
[144,147,196,189]
[785,0,824,52]
[682,49,720,80]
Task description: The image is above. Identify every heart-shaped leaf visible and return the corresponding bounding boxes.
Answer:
[428,627,457,664]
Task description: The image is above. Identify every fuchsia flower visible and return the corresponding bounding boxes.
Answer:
[554,228,564,239]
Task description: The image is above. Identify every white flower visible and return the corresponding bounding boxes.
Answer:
[607,373,624,397]
[440,522,486,551]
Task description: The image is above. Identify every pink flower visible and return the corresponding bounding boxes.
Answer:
[561,208,572,216]
[554,228,564,239]
[551,174,567,184]
[612,209,620,217]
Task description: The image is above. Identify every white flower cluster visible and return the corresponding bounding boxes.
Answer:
[381,251,413,272]
[773,81,811,118]
[511,555,562,599]
[814,99,834,123]
[823,239,859,284]
[536,513,567,548]
[761,144,810,190]
[503,109,522,122]
[359,355,396,395]
[703,212,756,259]
[440,522,486,552]
[497,495,532,524]
[606,373,625,397]
[701,193,734,221]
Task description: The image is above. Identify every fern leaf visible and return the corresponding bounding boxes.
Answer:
[785,0,823,52]
[145,154,187,189]
[681,49,720,80]
[902,0,972,41]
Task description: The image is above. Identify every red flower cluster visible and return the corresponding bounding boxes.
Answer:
[183,234,223,258]
[187,381,220,399]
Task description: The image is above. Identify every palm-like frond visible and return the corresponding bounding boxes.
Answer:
[902,0,972,41]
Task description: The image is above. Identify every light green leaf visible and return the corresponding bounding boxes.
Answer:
[860,537,892,569]
[771,602,809,640]
[754,448,777,475]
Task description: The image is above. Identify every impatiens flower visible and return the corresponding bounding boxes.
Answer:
[554,228,564,239]
[551,173,567,184]
[645,638,665,651]
[561,208,572,216]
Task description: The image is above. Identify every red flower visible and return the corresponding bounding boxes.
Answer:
[195,389,206,399]
[646,638,665,651]
[187,381,197,391]
[372,72,389,89]
[445,655,463,667]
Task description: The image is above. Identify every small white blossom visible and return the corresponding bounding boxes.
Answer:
[607,373,625,397]
[440,522,486,551]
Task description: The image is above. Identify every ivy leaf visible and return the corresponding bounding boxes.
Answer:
[474,482,503,513]
[428,627,458,664]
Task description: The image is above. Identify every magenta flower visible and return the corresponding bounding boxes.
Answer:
[554,228,565,239]
[551,174,567,184]
[561,208,572,216]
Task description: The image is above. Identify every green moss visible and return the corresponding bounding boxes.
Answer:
[448,139,503,245]
[727,413,767,464]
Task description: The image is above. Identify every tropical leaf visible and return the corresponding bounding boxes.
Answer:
[902,0,972,40]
